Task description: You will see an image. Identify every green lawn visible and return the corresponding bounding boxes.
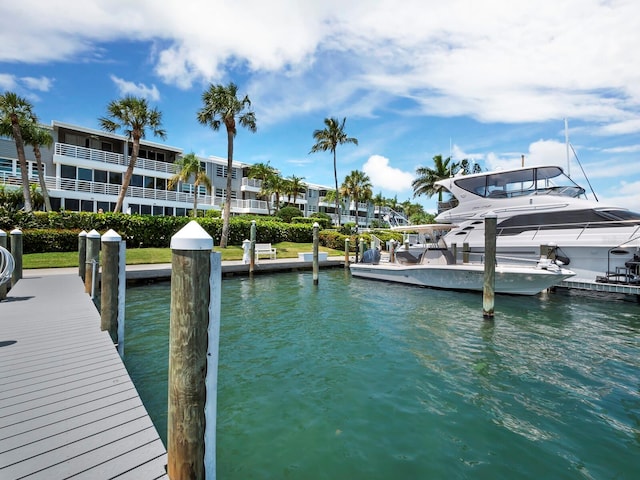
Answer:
[22,243,344,269]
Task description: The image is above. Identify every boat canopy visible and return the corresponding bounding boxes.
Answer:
[440,166,586,200]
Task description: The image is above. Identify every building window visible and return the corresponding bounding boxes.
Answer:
[140,204,152,215]
[78,168,92,181]
[109,172,122,185]
[130,174,143,187]
[65,198,80,211]
[156,178,166,190]
[94,170,107,183]
[144,176,154,189]
[0,158,12,174]
[97,201,110,212]
[61,165,76,179]
[81,200,93,212]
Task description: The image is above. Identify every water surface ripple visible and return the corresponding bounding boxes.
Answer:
[125,270,640,479]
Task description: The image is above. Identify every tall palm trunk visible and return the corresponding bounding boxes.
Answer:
[10,114,32,212]
[33,145,52,212]
[333,150,340,227]
[115,137,140,213]
[221,128,234,248]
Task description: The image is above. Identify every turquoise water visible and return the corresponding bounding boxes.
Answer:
[124,270,640,479]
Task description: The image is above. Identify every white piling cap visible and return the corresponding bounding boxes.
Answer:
[87,229,101,238]
[10,228,22,235]
[0,229,5,237]
[78,230,87,237]
[101,229,122,242]
[171,220,213,250]
[313,222,320,228]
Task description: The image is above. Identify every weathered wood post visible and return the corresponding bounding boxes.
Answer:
[84,229,101,297]
[483,213,497,319]
[344,238,350,267]
[101,229,121,346]
[250,219,256,273]
[463,242,470,263]
[313,222,319,285]
[168,220,220,480]
[390,239,396,263]
[0,230,8,300]
[451,242,457,264]
[78,230,87,280]
[359,237,365,263]
[10,228,22,287]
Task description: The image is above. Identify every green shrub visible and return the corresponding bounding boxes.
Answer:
[276,206,303,223]
[22,229,80,253]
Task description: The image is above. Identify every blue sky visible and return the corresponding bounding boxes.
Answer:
[1,0,639,213]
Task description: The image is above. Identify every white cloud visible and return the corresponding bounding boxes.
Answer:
[602,145,640,154]
[0,73,17,90]
[110,75,160,102]
[362,155,414,193]
[22,76,53,92]
[2,0,640,129]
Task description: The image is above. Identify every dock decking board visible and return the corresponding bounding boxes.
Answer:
[0,274,168,479]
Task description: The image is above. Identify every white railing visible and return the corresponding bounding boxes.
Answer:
[241,177,262,189]
[55,143,179,174]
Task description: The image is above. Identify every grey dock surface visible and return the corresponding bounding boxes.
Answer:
[0,274,168,479]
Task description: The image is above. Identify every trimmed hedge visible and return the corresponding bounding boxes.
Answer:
[3,211,400,254]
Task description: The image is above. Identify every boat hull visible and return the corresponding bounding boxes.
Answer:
[349,262,574,295]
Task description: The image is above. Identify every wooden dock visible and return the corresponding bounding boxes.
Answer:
[0,274,168,479]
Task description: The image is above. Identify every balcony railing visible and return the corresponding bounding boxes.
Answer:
[55,143,179,175]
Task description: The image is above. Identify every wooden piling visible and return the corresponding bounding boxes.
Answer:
[168,221,213,480]
[313,222,319,285]
[359,238,365,263]
[0,230,7,300]
[451,242,457,264]
[463,242,470,263]
[483,213,497,319]
[100,229,121,345]
[10,228,22,287]
[78,230,87,280]
[84,229,101,296]
[250,219,256,273]
[344,238,350,267]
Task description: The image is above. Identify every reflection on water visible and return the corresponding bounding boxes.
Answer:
[125,270,640,479]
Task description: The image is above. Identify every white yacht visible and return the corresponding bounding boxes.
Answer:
[433,165,640,287]
[349,225,575,295]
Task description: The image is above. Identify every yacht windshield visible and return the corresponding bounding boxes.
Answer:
[454,166,585,199]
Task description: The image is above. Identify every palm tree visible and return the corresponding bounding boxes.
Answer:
[412,155,458,202]
[340,170,372,226]
[263,173,286,214]
[99,95,166,213]
[247,162,277,214]
[197,82,256,248]
[310,117,358,227]
[0,92,37,212]
[286,174,306,206]
[372,191,386,216]
[168,153,212,217]
[22,124,53,212]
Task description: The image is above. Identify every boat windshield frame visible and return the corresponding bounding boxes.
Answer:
[451,166,585,199]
